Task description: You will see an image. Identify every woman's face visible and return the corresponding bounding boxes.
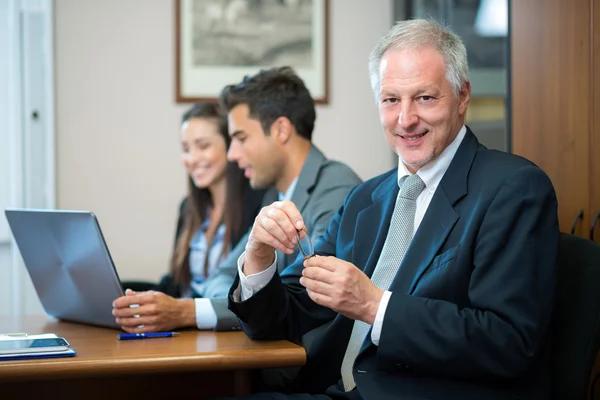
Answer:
[181,117,228,189]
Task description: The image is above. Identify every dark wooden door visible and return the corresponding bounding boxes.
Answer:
[591,0,600,244]
[511,0,591,235]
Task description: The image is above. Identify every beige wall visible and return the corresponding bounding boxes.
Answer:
[55,0,395,282]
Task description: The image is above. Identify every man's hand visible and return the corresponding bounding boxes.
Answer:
[112,289,196,333]
[300,256,384,325]
[244,200,305,275]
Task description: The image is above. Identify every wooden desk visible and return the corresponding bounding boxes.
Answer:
[0,316,306,399]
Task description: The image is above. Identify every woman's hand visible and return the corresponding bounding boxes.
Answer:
[112,289,196,333]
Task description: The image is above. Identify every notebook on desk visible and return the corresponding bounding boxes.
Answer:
[4,209,124,329]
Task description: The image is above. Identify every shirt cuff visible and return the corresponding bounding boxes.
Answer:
[371,290,392,346]
[232,251,278,302]
[194,298,217,330]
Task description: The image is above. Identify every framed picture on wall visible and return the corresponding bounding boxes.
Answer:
[402,0,508,98]
[175,0,329,104]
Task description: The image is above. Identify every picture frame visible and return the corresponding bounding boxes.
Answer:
[401,0,508,98]
[175,0,329,104]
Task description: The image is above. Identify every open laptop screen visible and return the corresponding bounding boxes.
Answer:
[5,209,124,329]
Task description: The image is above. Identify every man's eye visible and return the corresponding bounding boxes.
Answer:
[420,96,434,102]
[383,98,398,104]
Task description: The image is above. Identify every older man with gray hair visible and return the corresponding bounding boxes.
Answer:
[223,18,559,400]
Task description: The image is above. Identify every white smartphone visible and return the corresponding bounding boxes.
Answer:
[0,337,70,354]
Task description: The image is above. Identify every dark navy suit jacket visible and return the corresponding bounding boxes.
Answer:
[228,128,560,400]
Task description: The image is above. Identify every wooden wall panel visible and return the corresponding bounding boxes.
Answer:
[511,0,591,234]
[591,0,600,243]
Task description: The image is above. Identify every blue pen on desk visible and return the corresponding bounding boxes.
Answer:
[117,332,181,340]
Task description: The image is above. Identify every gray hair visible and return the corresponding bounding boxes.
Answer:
[368,18,469,102]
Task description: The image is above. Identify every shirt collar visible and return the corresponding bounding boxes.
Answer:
[397,125,467,191]
[278,176,299,202]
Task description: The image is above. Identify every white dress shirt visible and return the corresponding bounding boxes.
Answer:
[193,177,299,329]
[234,126,467,344]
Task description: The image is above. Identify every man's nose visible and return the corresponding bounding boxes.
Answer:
[227,141,239,162]
[398,103,419,130]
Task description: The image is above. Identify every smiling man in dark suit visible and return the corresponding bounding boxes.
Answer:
[225,19,560,400]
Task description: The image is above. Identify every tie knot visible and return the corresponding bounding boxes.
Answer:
[400,174,425,201]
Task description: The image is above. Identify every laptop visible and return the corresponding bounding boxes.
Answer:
[4,209,124,329]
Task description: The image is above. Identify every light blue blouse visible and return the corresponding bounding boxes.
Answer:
[187,217,228,297]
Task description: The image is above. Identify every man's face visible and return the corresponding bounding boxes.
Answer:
[378,46,470,173]
[227,104,281,189]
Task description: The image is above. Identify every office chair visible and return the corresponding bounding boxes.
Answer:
[550,233,600,399]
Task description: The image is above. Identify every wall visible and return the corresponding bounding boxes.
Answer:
[54,0,395,283]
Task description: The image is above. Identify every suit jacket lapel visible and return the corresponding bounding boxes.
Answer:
[391,190,459,293]
[389,128,480,294]
[285,146,326,267]
[352,172,399,277]
[290,145,327,214]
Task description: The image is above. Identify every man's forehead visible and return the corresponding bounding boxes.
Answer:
[381,46,443,68]
[228,104,262,138]
[379,47,446,85]
[229,103,251,119]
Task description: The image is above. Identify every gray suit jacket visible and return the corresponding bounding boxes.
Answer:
[207,145,362,331]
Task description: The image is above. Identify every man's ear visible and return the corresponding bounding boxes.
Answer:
[458,81,471,116]
[270,116,293,144]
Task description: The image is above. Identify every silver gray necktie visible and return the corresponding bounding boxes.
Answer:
[340,174,426,391]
